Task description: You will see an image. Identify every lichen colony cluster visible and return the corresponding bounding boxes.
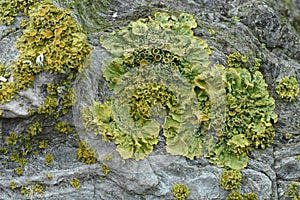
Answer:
[81,12,278,171]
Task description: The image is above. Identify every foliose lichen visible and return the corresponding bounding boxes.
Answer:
[285,182,300,199]
[226,190,258,200]
[76,141,98,164]
[80,11,277,172]
[220,169,242,190]
[276,76,299,102]
[70,178,81,189]
[0,0,37,25]
[171,183,190,200]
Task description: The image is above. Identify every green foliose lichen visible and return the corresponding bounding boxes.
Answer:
[70,178,81,189]
[172,183,190,200]
[0,0,37,25]
[276,76,299,102]
[76,141,98,164]
[81,11,277,171]
[285,182,300,199]
[55,122,72,134]
[220,169,242,190]
[0,1,91,106]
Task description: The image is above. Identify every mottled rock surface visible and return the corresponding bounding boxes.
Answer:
[0,0,299,200]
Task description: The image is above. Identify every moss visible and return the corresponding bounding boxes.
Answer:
[276,76,299,102]
[76,141,98,164]
[220,169,242,190]
[55,122,72,134]
[70,178,81,189]
[45,153,54,166]
[171,183,190,200]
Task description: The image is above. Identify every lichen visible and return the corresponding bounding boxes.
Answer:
[209,66,277,169]
[76,141,98,164]
[285,182,300,199]
[80,11,277,172]
[172,183,190,200]
[0,0,37,25]
[45,153,54,166]
[55,122,72,134]
[220,169,242,190]
[276,76,299,102]
[70,178,81,189]
[0,1,91,108]
[101,163,110,175]
[226,190,243,200]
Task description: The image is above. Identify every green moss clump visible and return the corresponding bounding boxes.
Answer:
[0,0,37,25]
[70,178,81,189]
[276,76,299,102]
[55,122,72,134]
[220,169,242,190]
[171,183,190,200]
[76,141,98,164]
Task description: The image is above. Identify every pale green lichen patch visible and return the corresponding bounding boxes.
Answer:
[209,66,277,169]
[276,76,299,102]
[81,11,277,172]
[226,190,258,200]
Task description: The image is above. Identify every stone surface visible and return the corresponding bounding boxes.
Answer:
[0,0,299,200]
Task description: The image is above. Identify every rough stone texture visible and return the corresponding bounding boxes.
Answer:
[0,0,299,200]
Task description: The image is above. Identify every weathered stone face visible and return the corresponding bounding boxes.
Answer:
[0,0,299,200]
